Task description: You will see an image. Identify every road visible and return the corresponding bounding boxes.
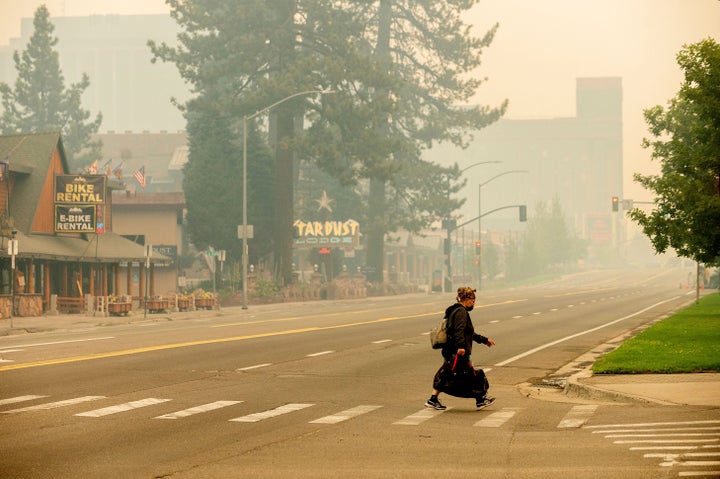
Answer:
[0,268,716,478]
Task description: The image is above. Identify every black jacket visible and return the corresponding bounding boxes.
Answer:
[441,303,489,360]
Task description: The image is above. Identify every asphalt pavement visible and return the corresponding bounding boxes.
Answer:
[1,302,718,408]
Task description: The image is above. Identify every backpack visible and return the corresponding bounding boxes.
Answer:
[429,307,459,349]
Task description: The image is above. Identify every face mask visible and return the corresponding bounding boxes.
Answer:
[465,304,474,312]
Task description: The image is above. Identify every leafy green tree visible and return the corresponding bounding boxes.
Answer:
[631,38,720,265]
[0,5,102,168]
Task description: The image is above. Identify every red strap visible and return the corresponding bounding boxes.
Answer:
[452,355,459,370]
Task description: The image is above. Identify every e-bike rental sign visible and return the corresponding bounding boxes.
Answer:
[54,175,106,233]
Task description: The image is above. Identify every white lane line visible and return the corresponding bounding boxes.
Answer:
[631,446,699,451]
[236,363,272,371]
[558,405,598,428]
[393,407,450,426]
[76,398,171,417]
[3,396,105,413]
[607,433,720,438]
[593,427,720,434]
[372,339,392,344]
[0,395,48,406]
[310,405,383,424]
[678,471,720,477]
[660,460,720,467]
[496,296,681,367]
[229,403,314,423]
[0,349,24,354]
[474,408,521,428]
[0,360,14,364]
[615,439,720,444]
[586,420,720,429]
[489,320,500,324]
[155,401,242,419]
[0,337,114,348]
[306,351,334,357]
[512,316,523,319]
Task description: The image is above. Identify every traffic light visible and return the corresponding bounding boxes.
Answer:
[612,196,619,212]
[519,205,527,222]
[474,241,482,255]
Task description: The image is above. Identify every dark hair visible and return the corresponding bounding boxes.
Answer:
[456,286,476,302]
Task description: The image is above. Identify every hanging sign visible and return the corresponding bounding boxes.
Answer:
[54,175,106,204]
[54,205,97,232]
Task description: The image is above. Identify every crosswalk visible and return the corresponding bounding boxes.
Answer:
[1,393,607,430]
[587,419,720,478]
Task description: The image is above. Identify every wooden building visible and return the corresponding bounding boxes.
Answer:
[0,132,168,317]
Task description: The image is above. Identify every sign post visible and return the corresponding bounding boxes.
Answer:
[144,244,152,319]
[8,231,17,327]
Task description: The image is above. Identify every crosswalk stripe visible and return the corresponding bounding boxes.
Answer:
[475,408,522,428]
[75,398,171,417]
[0,395,48,407]
[558,404,597,428]
[0,349,24,354]
[155,401,243,419]
[229,403,314,423]
[0,360,14,363]
[310,405,382,424]
[3,396,105,413]
[393,407,450,426]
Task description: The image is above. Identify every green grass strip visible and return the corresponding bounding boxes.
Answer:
[592,292,720,374]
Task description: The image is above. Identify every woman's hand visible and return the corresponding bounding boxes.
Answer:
[486,338,495,347]
[456,348,466,356]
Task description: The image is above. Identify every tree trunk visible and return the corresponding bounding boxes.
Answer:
[365,0,393,285]
[272,0,297,286]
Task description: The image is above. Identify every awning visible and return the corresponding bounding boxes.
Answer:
[6,232,171,264]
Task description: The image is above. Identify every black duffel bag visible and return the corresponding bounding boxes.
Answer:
[433,355,489,399]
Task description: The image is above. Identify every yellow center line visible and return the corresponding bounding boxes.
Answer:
[0,298,527,372]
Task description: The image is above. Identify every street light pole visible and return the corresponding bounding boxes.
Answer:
[443,161,501,293]
[477,170,528,290]
[241,89,333,309]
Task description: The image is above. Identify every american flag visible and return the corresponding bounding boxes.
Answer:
[133,166,146,189]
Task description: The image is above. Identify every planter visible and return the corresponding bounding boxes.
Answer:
[177,297,192,311]
[195,297,215,310]
[108,302,132,316]
[145,299,170,313]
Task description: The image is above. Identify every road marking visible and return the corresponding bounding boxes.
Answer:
[496,296,681,366]
[678,471,720,477]
[372,339,392,344]
[76,398,171,417]
[0,395,48,406]
[236,363,272,371]
[593,427,720,434]
[586,420,720,429]
[229,403,314,423]
[393,407,450,426]
[306,350,334,357]
[474,408,521,428]
[0,359,13,364]
[3,396,105,413]
[310,405,382,424]
[155,401,242,419]
[0,349,24,354]
[615,439,720,444]
[607,433,720,438]
[0,337,113,348]
[558,405,598,428]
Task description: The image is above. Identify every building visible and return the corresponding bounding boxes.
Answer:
[0,131,169,317]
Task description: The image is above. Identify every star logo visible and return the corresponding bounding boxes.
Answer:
[315,191,334,213]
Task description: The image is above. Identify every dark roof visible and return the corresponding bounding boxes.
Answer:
[0,131,68,234]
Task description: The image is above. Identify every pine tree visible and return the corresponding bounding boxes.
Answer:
[0,5,102,168]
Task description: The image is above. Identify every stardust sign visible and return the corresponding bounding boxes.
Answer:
[293,219,360,247]
[55,205,96,232]
[54,175,106,204]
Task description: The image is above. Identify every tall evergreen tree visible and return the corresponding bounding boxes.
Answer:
[151,0,504,286]
[0,5,102,168]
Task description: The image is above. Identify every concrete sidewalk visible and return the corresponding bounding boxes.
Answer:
[2,308,719,408]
